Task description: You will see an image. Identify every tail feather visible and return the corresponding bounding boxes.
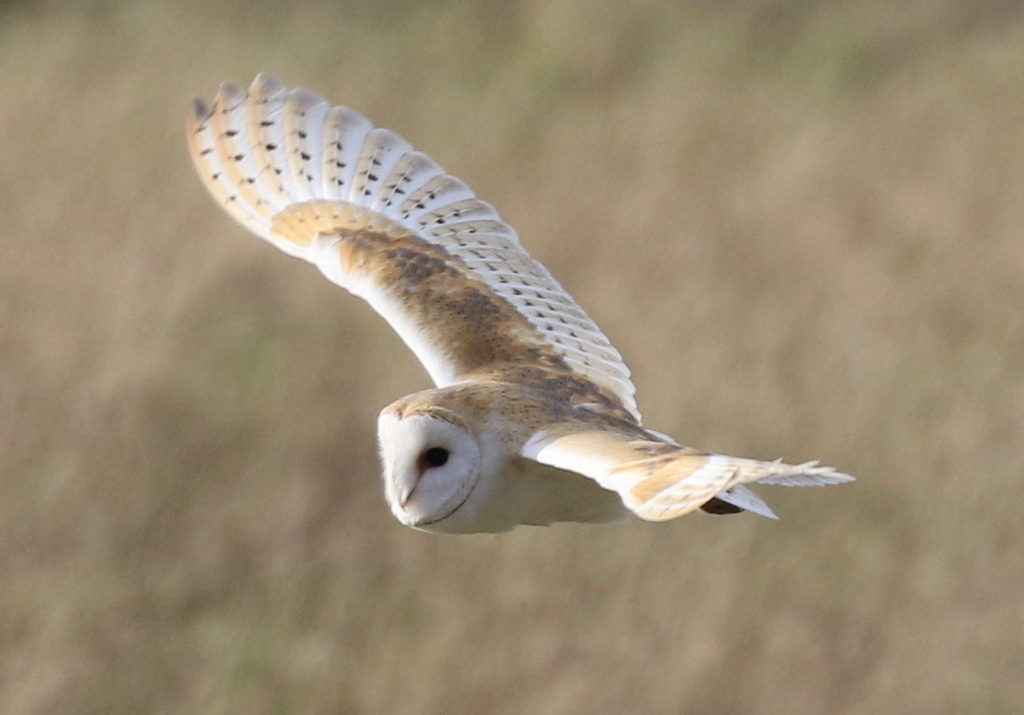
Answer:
[710,484,779,519]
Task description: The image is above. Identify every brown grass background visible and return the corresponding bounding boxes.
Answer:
[2,0,1023,712]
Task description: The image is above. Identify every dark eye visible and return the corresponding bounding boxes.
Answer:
[423,447,449,468]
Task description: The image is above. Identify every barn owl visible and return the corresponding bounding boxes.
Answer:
[187,74,854,533]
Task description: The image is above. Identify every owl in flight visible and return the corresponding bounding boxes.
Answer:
[187,74,854,533]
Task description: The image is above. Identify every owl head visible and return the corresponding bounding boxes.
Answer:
[377,403,483,530]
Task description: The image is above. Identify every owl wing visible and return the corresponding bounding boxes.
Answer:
[522,425,855,521]
[187,74,640,421]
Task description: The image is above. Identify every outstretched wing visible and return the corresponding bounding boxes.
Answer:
[523,426,855,521]
[187,74,639,420]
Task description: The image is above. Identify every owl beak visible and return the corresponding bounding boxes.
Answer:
[398,479,419,508]
[392,457,422,510]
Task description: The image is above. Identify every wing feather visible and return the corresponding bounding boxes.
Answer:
[282,88,331,202]
[523,427,855,521]
[188,74,639,419]
[320,105,375,201]
[350,128,413,204]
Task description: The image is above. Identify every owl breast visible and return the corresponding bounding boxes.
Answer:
[424,453,631,534]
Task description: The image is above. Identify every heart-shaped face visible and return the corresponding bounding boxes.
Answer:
[377,407,481,530]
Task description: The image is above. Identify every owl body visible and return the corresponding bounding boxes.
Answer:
[378,383,632,532]
[187,75,855,533]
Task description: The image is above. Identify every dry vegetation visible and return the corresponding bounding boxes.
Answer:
[2,0,1023,712]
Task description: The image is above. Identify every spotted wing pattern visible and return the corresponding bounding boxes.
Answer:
[187,74,639,419]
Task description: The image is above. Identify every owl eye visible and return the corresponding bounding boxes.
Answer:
[423,447,449,468]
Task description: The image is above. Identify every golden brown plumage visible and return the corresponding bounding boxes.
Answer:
[187,74,855,532]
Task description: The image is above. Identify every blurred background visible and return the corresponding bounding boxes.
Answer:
[2,0,1023,712]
